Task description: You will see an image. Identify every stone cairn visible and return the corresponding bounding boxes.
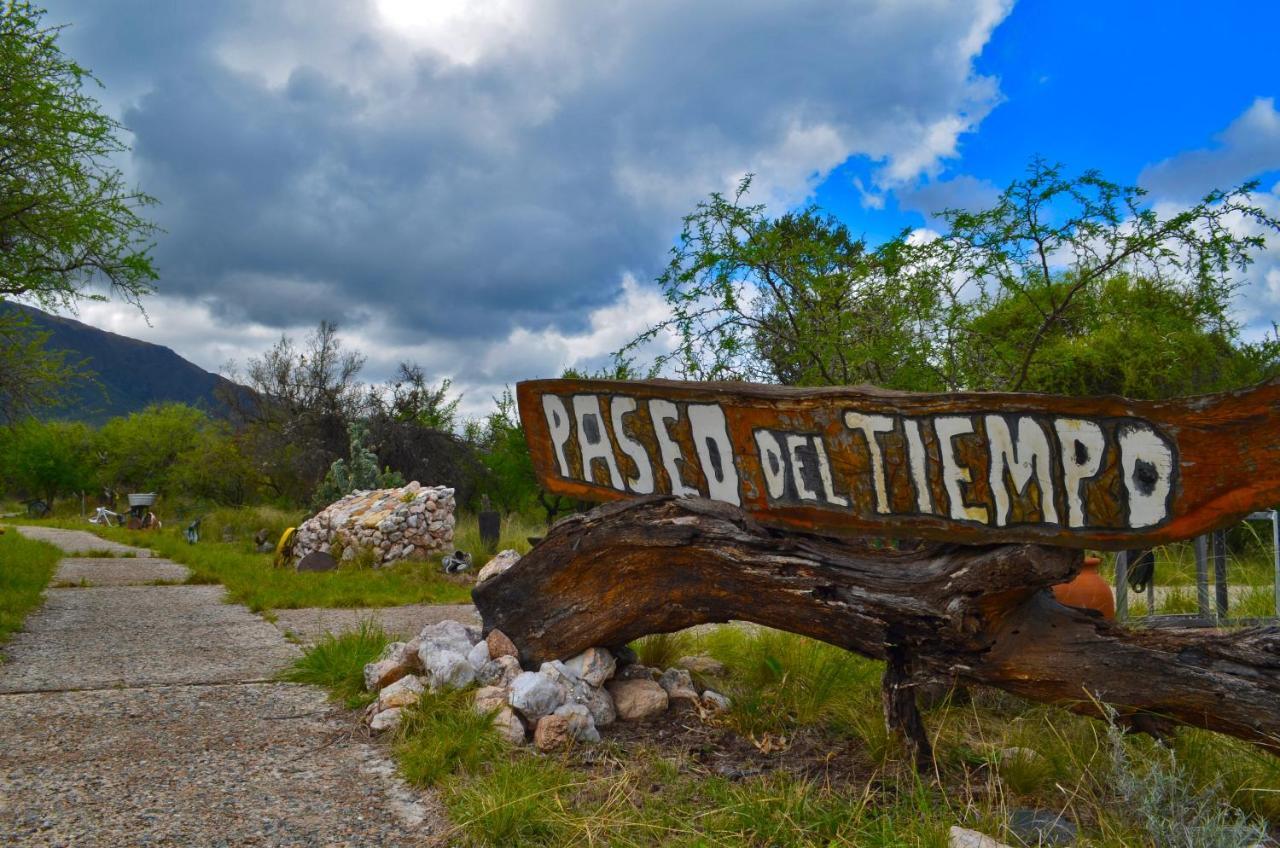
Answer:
[293,482,455,566]
[361,549,732,751]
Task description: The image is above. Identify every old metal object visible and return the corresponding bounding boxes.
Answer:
[517,377,1280,550]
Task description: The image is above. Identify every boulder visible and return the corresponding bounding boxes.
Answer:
[486,628,519,659]
[563,647,616,688]
[296,551,338,572]
[368,707,403,733]
[377,675,425,711]
[659,668,700,702]
[508,671,567,722]
[606,678,668,721]
[476,549,522,584]
[424,649,475,691]
[554,703,601,743]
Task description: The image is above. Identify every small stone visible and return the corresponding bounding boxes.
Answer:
[467,640,491,671]
[368,707,403,733]
[659,668,700,702]
[472,685,508,715]
[508,671,568,722]
[364,657,408,692]
[584,686,616,727]
[701,690,731,712]
[948,827,1013,848]
[377,675,425,710]
[563,647,616,688]
[477,655,523,688]
[491,705,527,745]
[476,549,522,584]
[533,714,572,752]
[486,629,519,659]
[675,655,726,677]
[417,620,474,660]
[606,678,668,721]
[424,649,476,691]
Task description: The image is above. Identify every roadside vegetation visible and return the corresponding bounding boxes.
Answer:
[292,624,1279,847]
[0,529,62,656]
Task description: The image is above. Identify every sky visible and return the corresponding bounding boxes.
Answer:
[37,0,1280,416]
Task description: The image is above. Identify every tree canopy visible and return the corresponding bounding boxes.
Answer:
[624,159,1280,399]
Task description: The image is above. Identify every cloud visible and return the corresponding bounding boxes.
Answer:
[43,0,1011,397]
[895,173,1002,220]
[1140,97,1280,200]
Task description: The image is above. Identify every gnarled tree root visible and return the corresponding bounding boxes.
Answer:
[472,496,1280,755]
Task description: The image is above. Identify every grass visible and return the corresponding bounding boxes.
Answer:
[450,511,542,569]
[0,528,62,656]
[278,620,391,708]
[292,620,1280,847]
[15,516,474,612]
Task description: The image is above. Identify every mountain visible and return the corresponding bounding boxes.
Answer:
[3,302,249,425]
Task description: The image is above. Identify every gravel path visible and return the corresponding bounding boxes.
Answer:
[272,603,480,644]
[11,525,154,557]
[53,556,189,587]
[0,527,449,846]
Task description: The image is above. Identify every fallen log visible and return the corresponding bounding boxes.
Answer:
[472,496,1280,753]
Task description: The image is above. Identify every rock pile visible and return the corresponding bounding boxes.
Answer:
[362,616,732,751]
[292,482,455,566]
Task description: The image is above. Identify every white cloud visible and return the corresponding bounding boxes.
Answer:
[1140,97,1280,201]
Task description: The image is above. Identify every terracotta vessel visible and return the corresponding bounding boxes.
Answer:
[1052,555,1115,619]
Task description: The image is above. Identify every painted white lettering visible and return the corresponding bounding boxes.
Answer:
[649,400,699,497]
[572,395,623,489]
[843,412,895,514]
[985,416,1059,527]
[785,434,819,501]
[933,416,989,524]
[902,418,933,514]
[688,404,740,505]
[1053,418,1105,528]
[609,397,654,494]
[754,430,787,500]
[812,438,849,507]
[1118,423,1174,528]
[542,394,572,478]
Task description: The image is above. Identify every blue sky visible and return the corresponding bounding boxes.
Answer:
[40,0,1280,413]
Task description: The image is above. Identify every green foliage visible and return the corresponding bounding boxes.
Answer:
[313,421,404,507]
[463,389,539,514]
[97,403,206,493]
[396,687,507,786]
[279,620,390,708]
[0,528,62,654]
[626,159,1280,397]
[0,308,90,422]
[0,2,159,310]
[0,417,95,507]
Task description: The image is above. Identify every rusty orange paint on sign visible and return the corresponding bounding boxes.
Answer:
[516,378,1280,549]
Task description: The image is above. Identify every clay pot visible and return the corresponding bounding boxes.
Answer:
[1052,555,1115,619]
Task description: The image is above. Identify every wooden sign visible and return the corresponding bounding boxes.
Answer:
[516,377,1280,549]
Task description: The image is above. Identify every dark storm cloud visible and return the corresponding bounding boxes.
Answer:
[44,0,1011,366]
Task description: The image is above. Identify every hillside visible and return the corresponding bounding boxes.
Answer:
[3,302,248,424]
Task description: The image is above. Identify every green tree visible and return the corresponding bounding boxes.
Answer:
[168,425,263,506]
[313,421,404,507]
[0,2,159,418]
[0,2,158,308]
[97,403,208,494]
[0,418,95,508]
[0,307,87,421]
[626,160,1280,398]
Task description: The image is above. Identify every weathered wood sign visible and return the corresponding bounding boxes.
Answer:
[516,377,1280,549]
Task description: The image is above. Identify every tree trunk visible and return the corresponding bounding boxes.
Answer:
[472,496,1280,754]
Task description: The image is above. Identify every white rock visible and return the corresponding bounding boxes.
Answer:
[477,655,522,688]
[476,549,522,584]
[563,647,616,688]
[701,690,731,712]
[368,707,403,733]
[948,827,1013,848]
[467,640,491,671]
[508,671,567,721]
[553,702,600,743]
[425,649,476,691]
[377,675,425,710]
[364,657,409,692]
[585,686,616,728]
[417,620,475,660]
